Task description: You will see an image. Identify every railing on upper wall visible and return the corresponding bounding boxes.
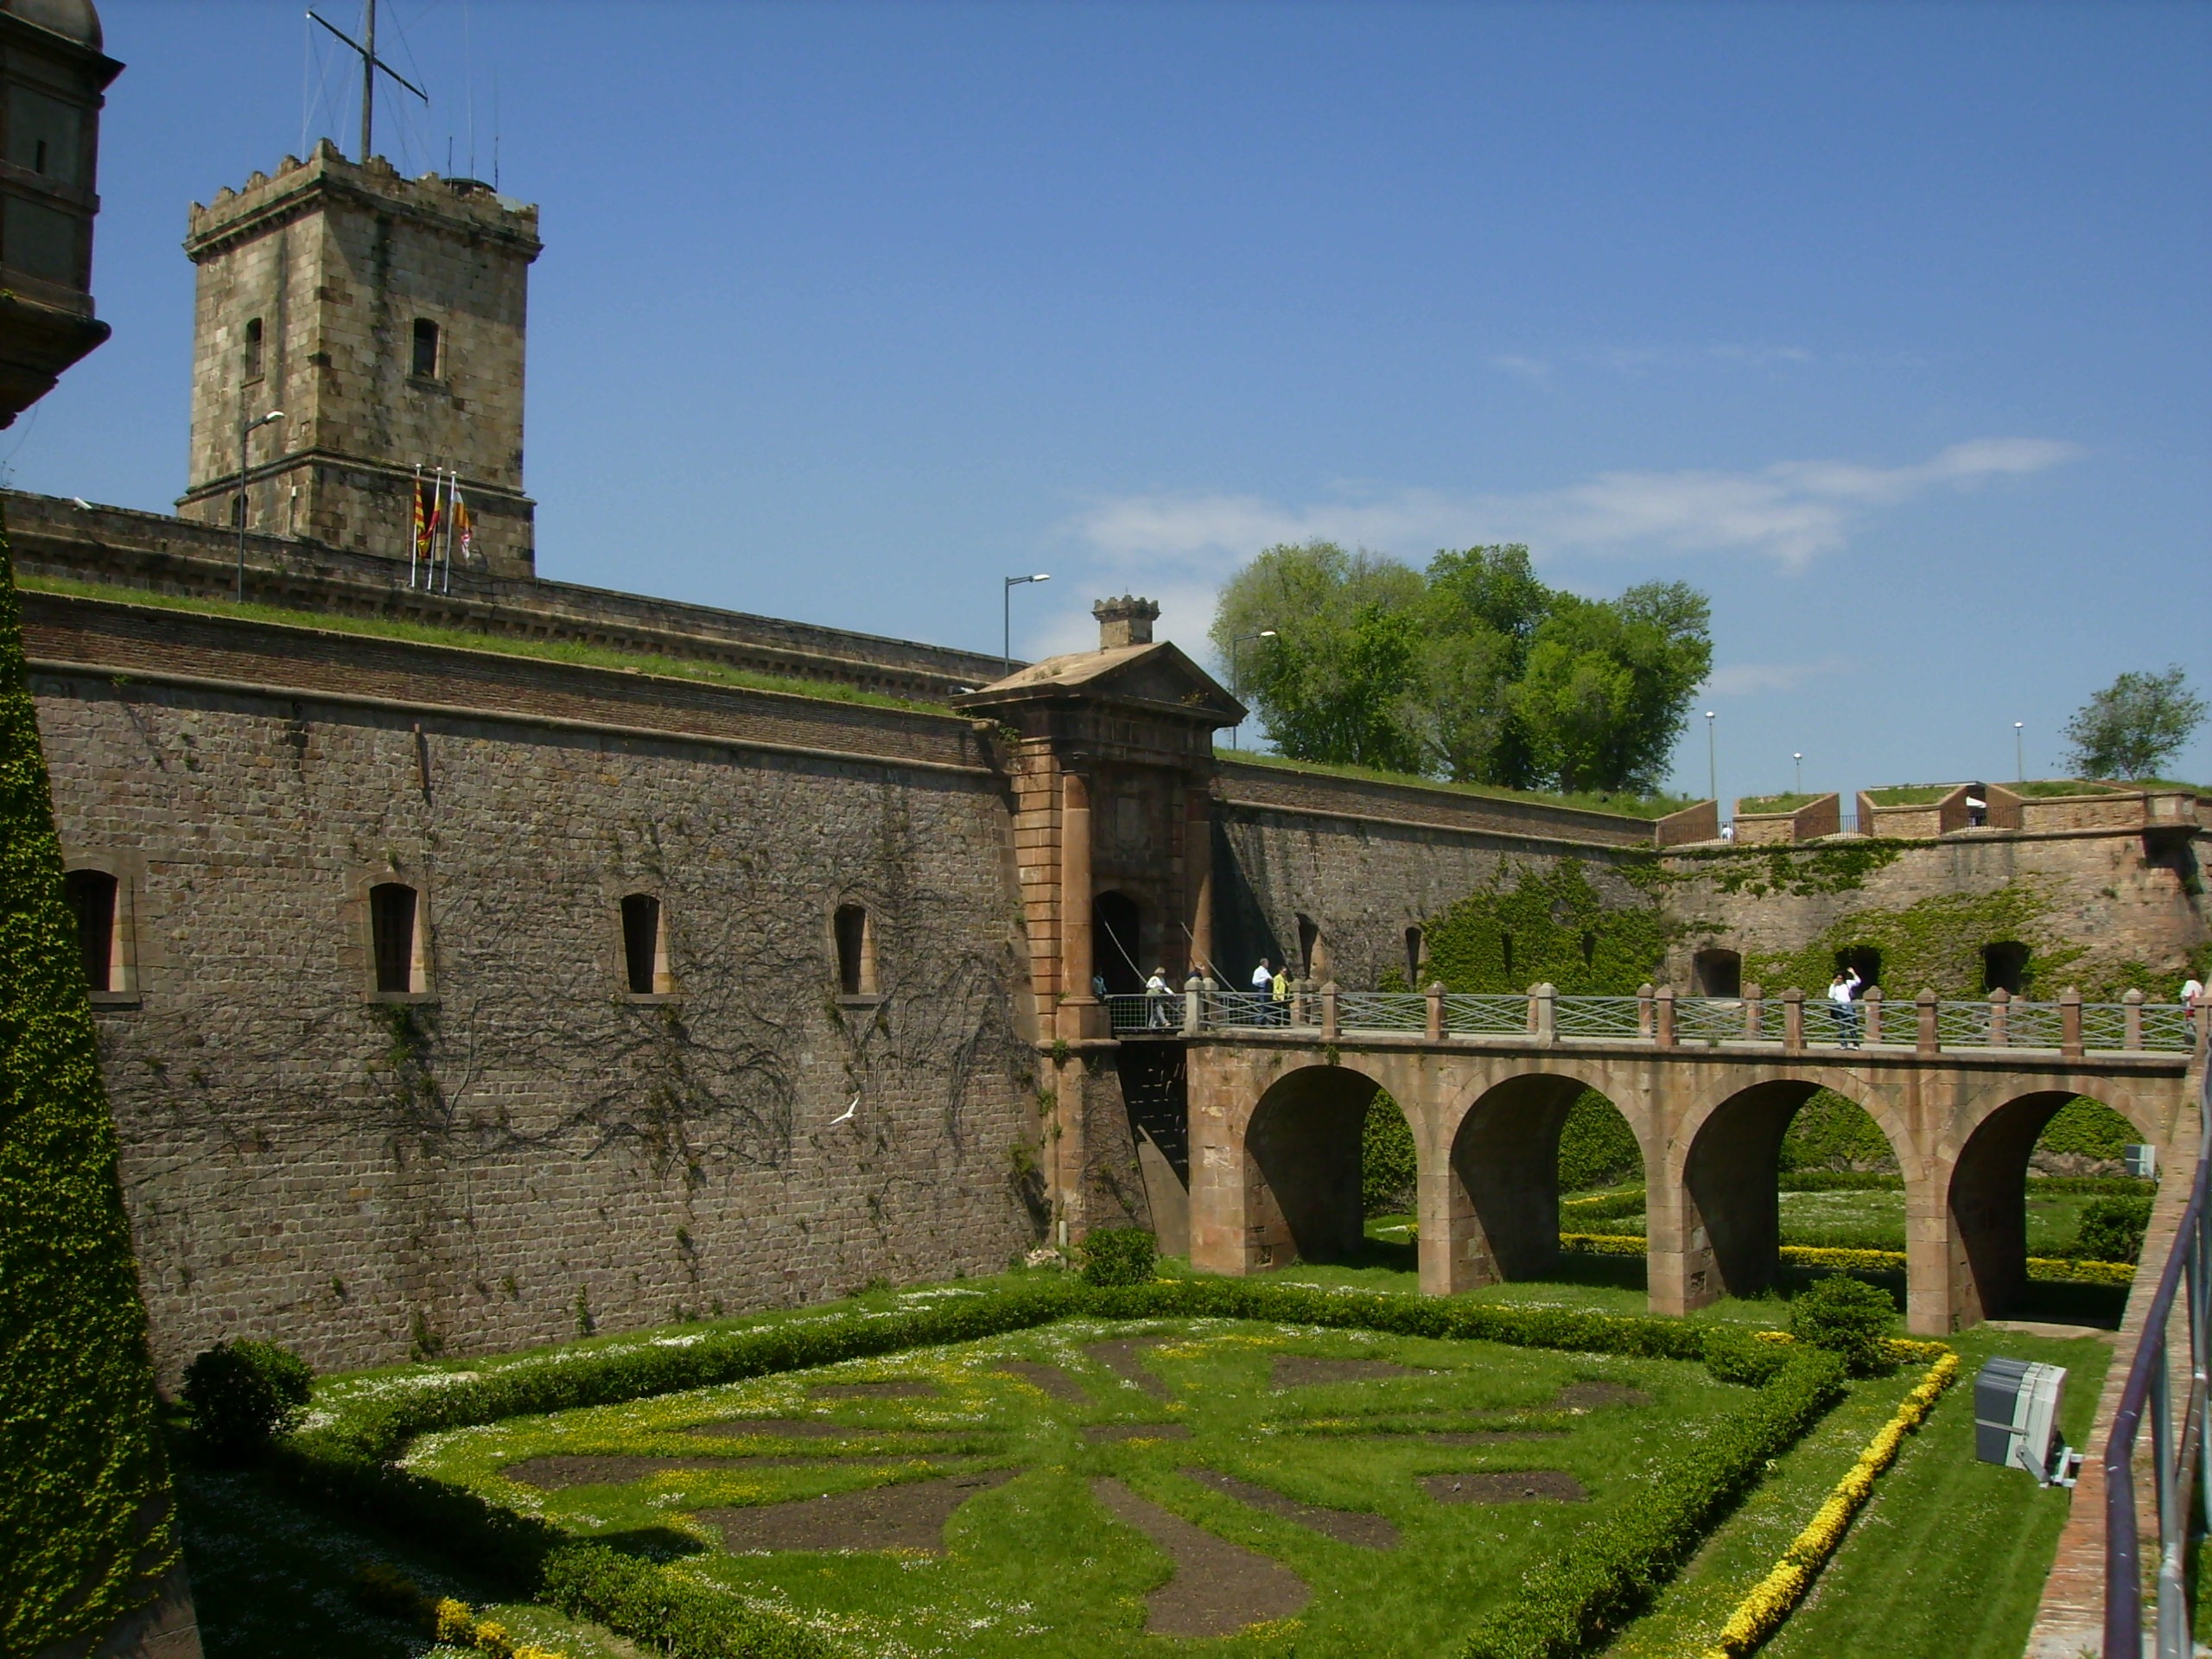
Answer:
[2103,1062,2212,1656]
[1161,980,2206,1057]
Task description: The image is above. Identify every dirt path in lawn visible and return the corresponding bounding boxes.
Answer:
[698,1469,1018,1554]
[1085,1339,1173,1398]
[1090,1478,1312,1637]
[1422,1471,1588,1503]
[1269,1355,1433,1388]
[1179,1467,1400,1548]
[990,1359,1091,1402]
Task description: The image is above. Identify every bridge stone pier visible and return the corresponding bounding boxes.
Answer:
[1182,1027,2201,1335]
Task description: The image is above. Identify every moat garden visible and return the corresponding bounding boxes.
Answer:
[176,1232,2121,1659]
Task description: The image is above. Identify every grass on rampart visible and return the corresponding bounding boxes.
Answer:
[1734,792,1823,814]
[1215,747,1694,822]
[16,574,956,718]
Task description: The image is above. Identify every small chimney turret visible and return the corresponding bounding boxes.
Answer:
[1094,594,1160,650]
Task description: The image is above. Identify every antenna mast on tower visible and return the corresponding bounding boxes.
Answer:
[308,1,427,162]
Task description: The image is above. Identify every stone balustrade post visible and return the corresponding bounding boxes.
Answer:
[1296,976,1316,1028]
[1655,984,1677,1047]
[1916,988,1939,1056]
[2123,988,2145,1052]
[1863,987,1884,1046]
[1532,982,1558,1046]
[1321,981,1339,1042]
[2060,987,2083,1058]
[1426,980,1445,1041]
[1742,982,1764,1040]
[1782,988,1804,1052]
[1637,982,1655,1039]
[1184,974,1205,1035]
[1989,986,2010,1047]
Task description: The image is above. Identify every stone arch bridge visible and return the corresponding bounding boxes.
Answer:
[1159,988,2203,1335]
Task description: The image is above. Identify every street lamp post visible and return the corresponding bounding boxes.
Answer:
[1001,574,1050,677]
[1794,753,1802,794]
[2014,722,2024,783]
[1705,710,1718,808]
[1228,629,1276,750]
[235,408,286,601]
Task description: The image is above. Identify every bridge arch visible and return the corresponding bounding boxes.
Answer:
[1657,1071,1916,1307]
[1243,1062,1394,1268]
[1941,1084,2161,1325]
[1430,1067,1645,1294]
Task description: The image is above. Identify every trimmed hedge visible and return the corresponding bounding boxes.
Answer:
[542,1544,829,1659]
[184,1338,315,1459]
[1461,1350,1846,1659]
[1076,1226,1158,1287]
[0,510,181,1652]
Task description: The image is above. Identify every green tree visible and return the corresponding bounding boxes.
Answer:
[1211,540,1712,795]
[2062,666,2206,779]
[1211,541,1426,771]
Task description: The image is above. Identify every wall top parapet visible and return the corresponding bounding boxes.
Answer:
[185,139,539,261]
[1213,756,1662,849]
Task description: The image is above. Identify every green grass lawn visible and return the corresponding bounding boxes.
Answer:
[404,1314,1738,1659]
[1542,1185,2123,1258]
[179,1262,2120,1659]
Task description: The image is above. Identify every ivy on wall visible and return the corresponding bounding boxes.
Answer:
[1414,858,1675,996]
[1662,841,1906,899]
[0,514,181,1652]
[1737,882,2098,1001]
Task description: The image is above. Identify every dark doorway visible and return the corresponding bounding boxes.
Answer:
[1694,948,1743,998]
[1982,942,2030,996]
[1296,913,1321,979]
[61,868,116,992]
[1094,891,1143,995]
[1404,926,1425,987]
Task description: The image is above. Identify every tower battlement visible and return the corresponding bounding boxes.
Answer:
[176,138,540,577]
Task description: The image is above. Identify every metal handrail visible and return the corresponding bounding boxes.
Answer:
[2103,1060,2212,1656]
[1172,988,2199,1054]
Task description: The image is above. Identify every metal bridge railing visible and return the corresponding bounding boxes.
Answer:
[1167,983,2202,1057]
[2102,1062,2212,1656]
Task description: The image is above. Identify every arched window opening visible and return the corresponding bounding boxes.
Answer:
[411,316,441,378]
[1982,942,2031,996]
[1580,930,1598,969]
[243,315,264,380]
[1694,947,1743,998]
[1093,891,1142,996]
[1834,945,1881,991]
[834,903,876,997]
[621,893,665,995]
[62,868,116,993]
[1403,925,1425,987]
[1296,913,1321,980]
[370,883,419,995]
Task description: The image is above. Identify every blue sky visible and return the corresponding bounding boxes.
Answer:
[11,1,2209,800]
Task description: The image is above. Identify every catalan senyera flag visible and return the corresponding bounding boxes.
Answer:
[413,472,438,562]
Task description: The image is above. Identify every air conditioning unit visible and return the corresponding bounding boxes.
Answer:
[2124,1144,2158,1179]
[1974,1358,2078,1486]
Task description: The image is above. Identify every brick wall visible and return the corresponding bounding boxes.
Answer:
[38,666,1039,1380]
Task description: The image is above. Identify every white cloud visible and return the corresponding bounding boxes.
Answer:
[1593,343,1816,373]
[1062,438,2084,577]
[1702,655,1851,696]
[1491,353,1554,386]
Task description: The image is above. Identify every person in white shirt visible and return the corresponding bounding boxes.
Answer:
[2184,975,2205,1044]
[1827,969,1863,1047]
[1251,958,1274,1025]
[1145,966,1173,1027]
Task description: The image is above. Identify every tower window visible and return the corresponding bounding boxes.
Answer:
[1296,913,1320,980]
[62,868,117,993]
[834,903,876,997]
[370,882,420,994]
[620,893,666,995]
[243,316,264,380]
[411,317,441,378]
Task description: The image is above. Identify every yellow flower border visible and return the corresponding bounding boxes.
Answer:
[1700,1350,1961,1657]
[355,1561,569,1659]
[1558,1232,2135,1287]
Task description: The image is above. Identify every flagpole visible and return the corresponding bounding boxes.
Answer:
[441,468,454,594]
[410,462,421,588]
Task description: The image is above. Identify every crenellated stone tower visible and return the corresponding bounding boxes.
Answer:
[175,139,540,577]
